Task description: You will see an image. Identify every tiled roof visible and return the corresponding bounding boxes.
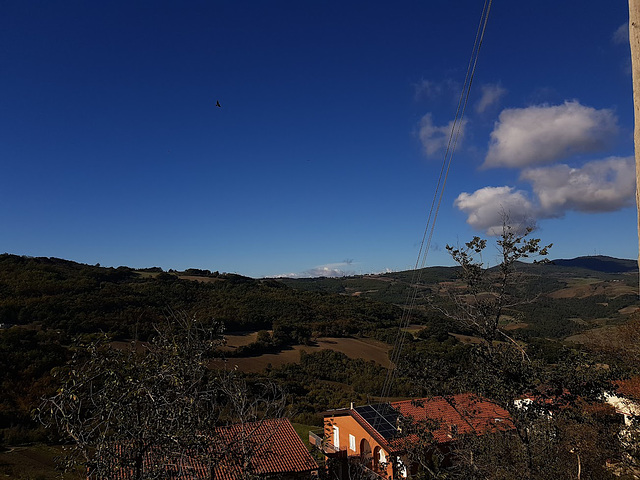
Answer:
[212,418,318,479]
[391,394,513,444]
[101,418,318,479]
[615,377,640,401]
[331,394,513,451]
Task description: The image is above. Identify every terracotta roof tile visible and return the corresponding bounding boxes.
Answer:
[100,418,318,479]
[615,377,640,401]
[391,393,513,444]
[212,418,318,479]
[330,394,513,451]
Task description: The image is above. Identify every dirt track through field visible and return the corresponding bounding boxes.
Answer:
[218,337,393,373]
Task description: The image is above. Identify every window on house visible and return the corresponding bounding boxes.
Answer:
[333,425,339,449]
[349,434,356,452]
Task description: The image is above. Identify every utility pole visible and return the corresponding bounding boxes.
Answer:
[630,0,640,295]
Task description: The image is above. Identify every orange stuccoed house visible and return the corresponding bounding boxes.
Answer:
[311,393,512,479]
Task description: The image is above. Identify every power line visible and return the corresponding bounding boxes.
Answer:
[376,0,494,408]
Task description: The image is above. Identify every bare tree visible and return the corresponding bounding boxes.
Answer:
[210,374,287,480]
[402,223,622,479]
[443,222,551,353]
[36,313,286,479]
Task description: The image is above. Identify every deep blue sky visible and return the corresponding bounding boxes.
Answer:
[0,1,635,277]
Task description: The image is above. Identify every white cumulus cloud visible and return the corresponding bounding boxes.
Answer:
[483,101,618,169]
[304,262,356,278]
[454,186,536,235]
[270,272,298,279]
[475,83,507,114]
[454,157,636,234]
[521,156,635,215]
[272,261,357,278]
[418,113,467,157]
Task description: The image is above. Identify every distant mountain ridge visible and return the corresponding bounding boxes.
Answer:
[549,255,637,273]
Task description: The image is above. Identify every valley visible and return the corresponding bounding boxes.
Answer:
[0,252,639,477]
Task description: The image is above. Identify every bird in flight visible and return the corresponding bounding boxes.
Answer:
[216,101,221,108]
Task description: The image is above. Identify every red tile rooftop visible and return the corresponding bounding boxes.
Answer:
[326,393,513,452]
[615,377,640,401]
[391,393,513,444]
[212,418,318,480]
[100,417,318,480]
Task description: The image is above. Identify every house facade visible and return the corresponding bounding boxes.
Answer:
[314,393,512,479]
[321,404,401,478]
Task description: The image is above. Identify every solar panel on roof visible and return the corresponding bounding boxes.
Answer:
[354,403,402,440]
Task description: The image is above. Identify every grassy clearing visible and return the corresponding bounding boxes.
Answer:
[565,324,627,346]
[222,331,263,349]
[564,277,602,287]
[449,333,484,345]
[548,280,636,299]
[401,324,424,338]
[291,423,322,448]
[619,305,640,315]
[223,337,392,373]
[0,445,82,479]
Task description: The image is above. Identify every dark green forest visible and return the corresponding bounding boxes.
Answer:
[0,253,407,446]
[1,252,639,456]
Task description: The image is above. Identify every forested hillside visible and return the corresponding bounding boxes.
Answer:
[0,254,403,340]
[281,255,640,339]
[1,252,639,473]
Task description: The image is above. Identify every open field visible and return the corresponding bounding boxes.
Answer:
[110,334,392,373]
[503,322,528,331]
[222,331,265,349]
[564,323,639,350]
[0,445,82,479]
[619,305,640,315]
[219,336,393,372]
[402,324,425,337]
[449,333,485,345]
[564,277,602,287]
[548,280,636,299]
